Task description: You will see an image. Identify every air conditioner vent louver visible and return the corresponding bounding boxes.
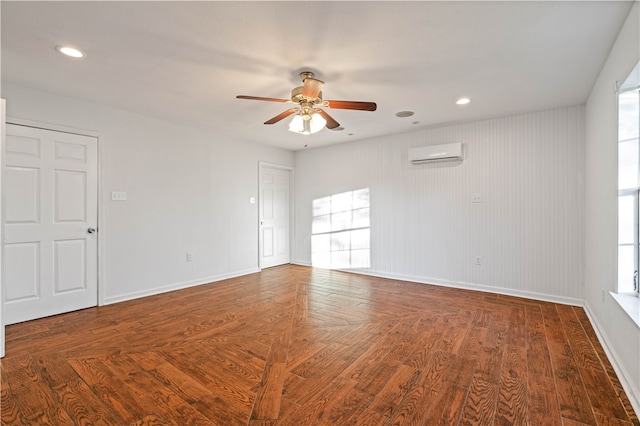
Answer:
[409,143,463,164]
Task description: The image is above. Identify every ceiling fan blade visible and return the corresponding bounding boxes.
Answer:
[236,95,291,103]
[316,109,340,129]
[325,100,377,111]
[264,108,299,125]
[302,78,324,99]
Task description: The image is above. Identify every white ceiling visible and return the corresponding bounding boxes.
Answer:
[1,1,634,151]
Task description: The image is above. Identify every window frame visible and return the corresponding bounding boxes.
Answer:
[311,188,371,270]
[617,63,640,297]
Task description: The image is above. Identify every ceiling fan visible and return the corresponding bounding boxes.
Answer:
[236,71,377,135]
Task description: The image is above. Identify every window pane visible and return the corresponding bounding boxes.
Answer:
[351,229,370,250]
[331,192,352,213]
[353,188,370,209]
[352,208,370,228]
[618,245,636,293]
[331,231,351,252]
[351,249,371,268]
[619,90,639,142]
[331,251,351,269]
[618,195,636,244]
[331,211,352,232]
[313,196,331,216]
[311,234,330,253]
[312,252,331,269]
[619,139,639,189]
[312,214,331,234]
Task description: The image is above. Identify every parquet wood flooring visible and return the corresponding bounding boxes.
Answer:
[1,265,638,425]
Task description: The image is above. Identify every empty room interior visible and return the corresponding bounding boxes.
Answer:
[1,1,640,425]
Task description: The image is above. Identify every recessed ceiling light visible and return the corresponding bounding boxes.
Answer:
[395,111,415,118]
[56,45,86,58]
[456,97,471,105]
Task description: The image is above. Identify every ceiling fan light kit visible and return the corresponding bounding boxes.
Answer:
[288,112,327,135]
[237,71,377,136]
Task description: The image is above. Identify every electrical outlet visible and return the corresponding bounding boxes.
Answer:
[472,193,482,203]
[475,256,482,266]
[186,252,193,262]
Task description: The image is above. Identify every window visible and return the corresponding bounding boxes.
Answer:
[311,188,370,269]
[617,62,640,295]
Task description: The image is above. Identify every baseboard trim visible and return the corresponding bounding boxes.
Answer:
[334,267,584,306]
[584,302,640,418]
[102,268,261,306]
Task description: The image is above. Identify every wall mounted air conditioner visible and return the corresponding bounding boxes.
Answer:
[408,142,463,164]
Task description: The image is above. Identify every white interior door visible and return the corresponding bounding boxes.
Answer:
[259,165,291,269]
[3,124,98,325]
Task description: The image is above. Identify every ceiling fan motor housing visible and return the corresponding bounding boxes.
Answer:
[291,86,323,104]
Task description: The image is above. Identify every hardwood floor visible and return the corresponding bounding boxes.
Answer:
[1,265,638,425]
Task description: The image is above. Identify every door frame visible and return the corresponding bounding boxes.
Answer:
[258,161,294,270]
[3,117,104,314]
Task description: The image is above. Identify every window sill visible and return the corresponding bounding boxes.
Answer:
[610,292,640,328]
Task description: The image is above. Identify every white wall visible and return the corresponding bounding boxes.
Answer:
[294,105,585,305]
[584,2,640,414]
[1,83,294,304]
[1,99,5,357]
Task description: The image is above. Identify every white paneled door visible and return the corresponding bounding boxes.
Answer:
[259,165,291,269]
[4,124,98,325]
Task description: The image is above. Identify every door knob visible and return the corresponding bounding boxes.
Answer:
[87,227,97,234]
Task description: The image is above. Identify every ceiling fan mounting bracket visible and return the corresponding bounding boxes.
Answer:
[299,71,315,81]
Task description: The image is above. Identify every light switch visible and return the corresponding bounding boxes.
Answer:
[111,191,127,201]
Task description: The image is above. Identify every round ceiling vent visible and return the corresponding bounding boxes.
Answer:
[395,111,415,118]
